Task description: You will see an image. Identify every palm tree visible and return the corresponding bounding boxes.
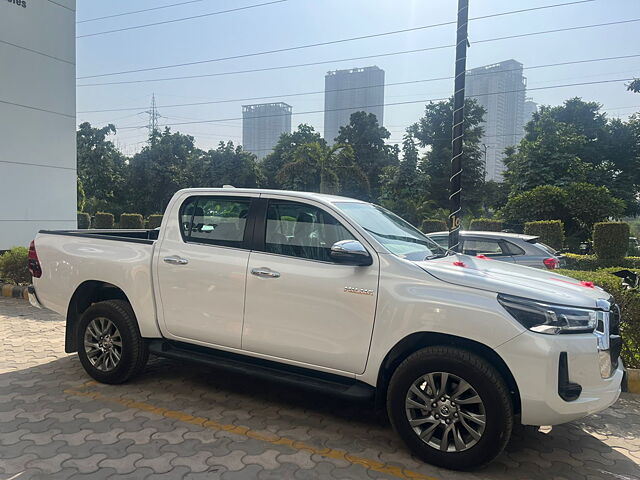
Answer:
[276,142,368,196]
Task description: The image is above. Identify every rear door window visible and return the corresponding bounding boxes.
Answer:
[502,241,525,256]
[535,242,558,256]
[462,238,509,257]
[180,196,252,248]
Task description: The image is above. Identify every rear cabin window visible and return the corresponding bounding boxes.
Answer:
[180,196,251,248]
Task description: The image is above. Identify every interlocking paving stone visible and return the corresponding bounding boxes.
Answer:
[2,296,640,480]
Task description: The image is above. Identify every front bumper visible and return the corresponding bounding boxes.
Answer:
[496,330,623,426]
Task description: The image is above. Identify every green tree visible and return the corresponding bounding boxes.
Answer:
[481,180,509,213]
[335,111,398,201]
[276,142,368,195]
[127,128,202,215]
[77,177,86,212]
[502,109,589,193]
[379,135,429,225]
[201,142,261,188]
[504,98,640,215]
[627,79,640,93]
[501,185,569,230]
[408,98,486,214]
[565,183,625,240]
[261,124,326,188]
[501,183,625,240]
[76,122,128,214]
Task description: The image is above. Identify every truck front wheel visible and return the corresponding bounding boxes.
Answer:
[387,346,513,470]
[76,300,149,384]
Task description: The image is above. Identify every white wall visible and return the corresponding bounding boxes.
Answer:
[0,0,76,249]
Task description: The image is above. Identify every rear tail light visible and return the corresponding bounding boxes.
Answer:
[543,257,559,270]
[28,240,42,278]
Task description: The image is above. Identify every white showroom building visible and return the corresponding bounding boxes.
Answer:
[0,0,76,250]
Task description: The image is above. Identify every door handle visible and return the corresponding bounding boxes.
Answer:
[251,267,280,278]
[163,255,189,265]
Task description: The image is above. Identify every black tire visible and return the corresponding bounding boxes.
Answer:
[76,300,149,384]
[387,346,513,470]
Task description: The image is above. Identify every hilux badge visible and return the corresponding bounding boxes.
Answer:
[344,286,374,296]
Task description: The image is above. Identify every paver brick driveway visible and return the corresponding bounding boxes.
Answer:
[1,297,639,479]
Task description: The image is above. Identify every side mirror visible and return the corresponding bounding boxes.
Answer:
[330,240,372,266]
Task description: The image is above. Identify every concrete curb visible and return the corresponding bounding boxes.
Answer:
[627,368,640,394]
[0,283,29,300]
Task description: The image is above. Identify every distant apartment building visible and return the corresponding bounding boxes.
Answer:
[466,59,526,181]
[242,102,292,160]
[523,99,538,128]
[324,66,385,144]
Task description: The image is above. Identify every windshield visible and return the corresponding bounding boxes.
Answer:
[335,202,448,261]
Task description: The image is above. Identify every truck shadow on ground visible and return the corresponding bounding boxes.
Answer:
[138,357,640,479]
[2,354,639,480]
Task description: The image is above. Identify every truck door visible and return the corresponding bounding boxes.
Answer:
[241,197,379,374]
[155,193,255,349]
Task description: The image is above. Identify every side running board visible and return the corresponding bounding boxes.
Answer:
[147,340,375,402]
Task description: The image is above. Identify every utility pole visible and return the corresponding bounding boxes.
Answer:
[448,0,469,252]
[145,93,160,145]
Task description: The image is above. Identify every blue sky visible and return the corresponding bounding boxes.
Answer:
[76,0,640,155]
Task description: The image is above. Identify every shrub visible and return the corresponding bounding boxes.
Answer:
[147,214,164,229]
[593,222,630,260]
[119,213,144,229]
[469,218,503,232]
[524,220,564,251]
[77,212,90,229]
[557,268,640,369]
[421,219,447,234]
[93,212,114,229]
[0,247,30,285]
[501,185,569,225]
[563,254,640,271]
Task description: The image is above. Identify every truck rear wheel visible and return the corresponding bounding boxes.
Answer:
[387,346,513,470]
[77,300,149,384]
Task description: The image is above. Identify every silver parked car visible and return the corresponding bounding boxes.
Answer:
[427,231,564,269]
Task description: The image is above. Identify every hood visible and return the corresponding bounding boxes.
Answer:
[414,254,610,309]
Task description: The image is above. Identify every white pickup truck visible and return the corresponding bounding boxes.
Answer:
[28,188,623,470]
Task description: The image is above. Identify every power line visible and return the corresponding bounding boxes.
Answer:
[77,54,640,113]
[115,77,633,130]
[76,0,288,39]
[77,0,595,78]
[77,18,640,87]
[77,0,209,24]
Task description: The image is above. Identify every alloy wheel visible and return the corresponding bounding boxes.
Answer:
[405,371,486,452]
[84,317,123,372]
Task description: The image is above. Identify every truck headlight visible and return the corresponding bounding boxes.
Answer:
[497,294,598,334]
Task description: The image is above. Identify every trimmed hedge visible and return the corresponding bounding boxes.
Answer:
[563,254,640,271]
[77,212,90,229]
[469,218,503,232]
[0,247,30,285]
[119,213,144,229]
[557,268,640,369]
[421,219,447,234]
[593,222,630,260]
[524,220,564,251]
[147,214,164,229]
[93,212,114,229]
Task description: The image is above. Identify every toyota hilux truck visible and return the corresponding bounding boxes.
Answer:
[27,188,623,470]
